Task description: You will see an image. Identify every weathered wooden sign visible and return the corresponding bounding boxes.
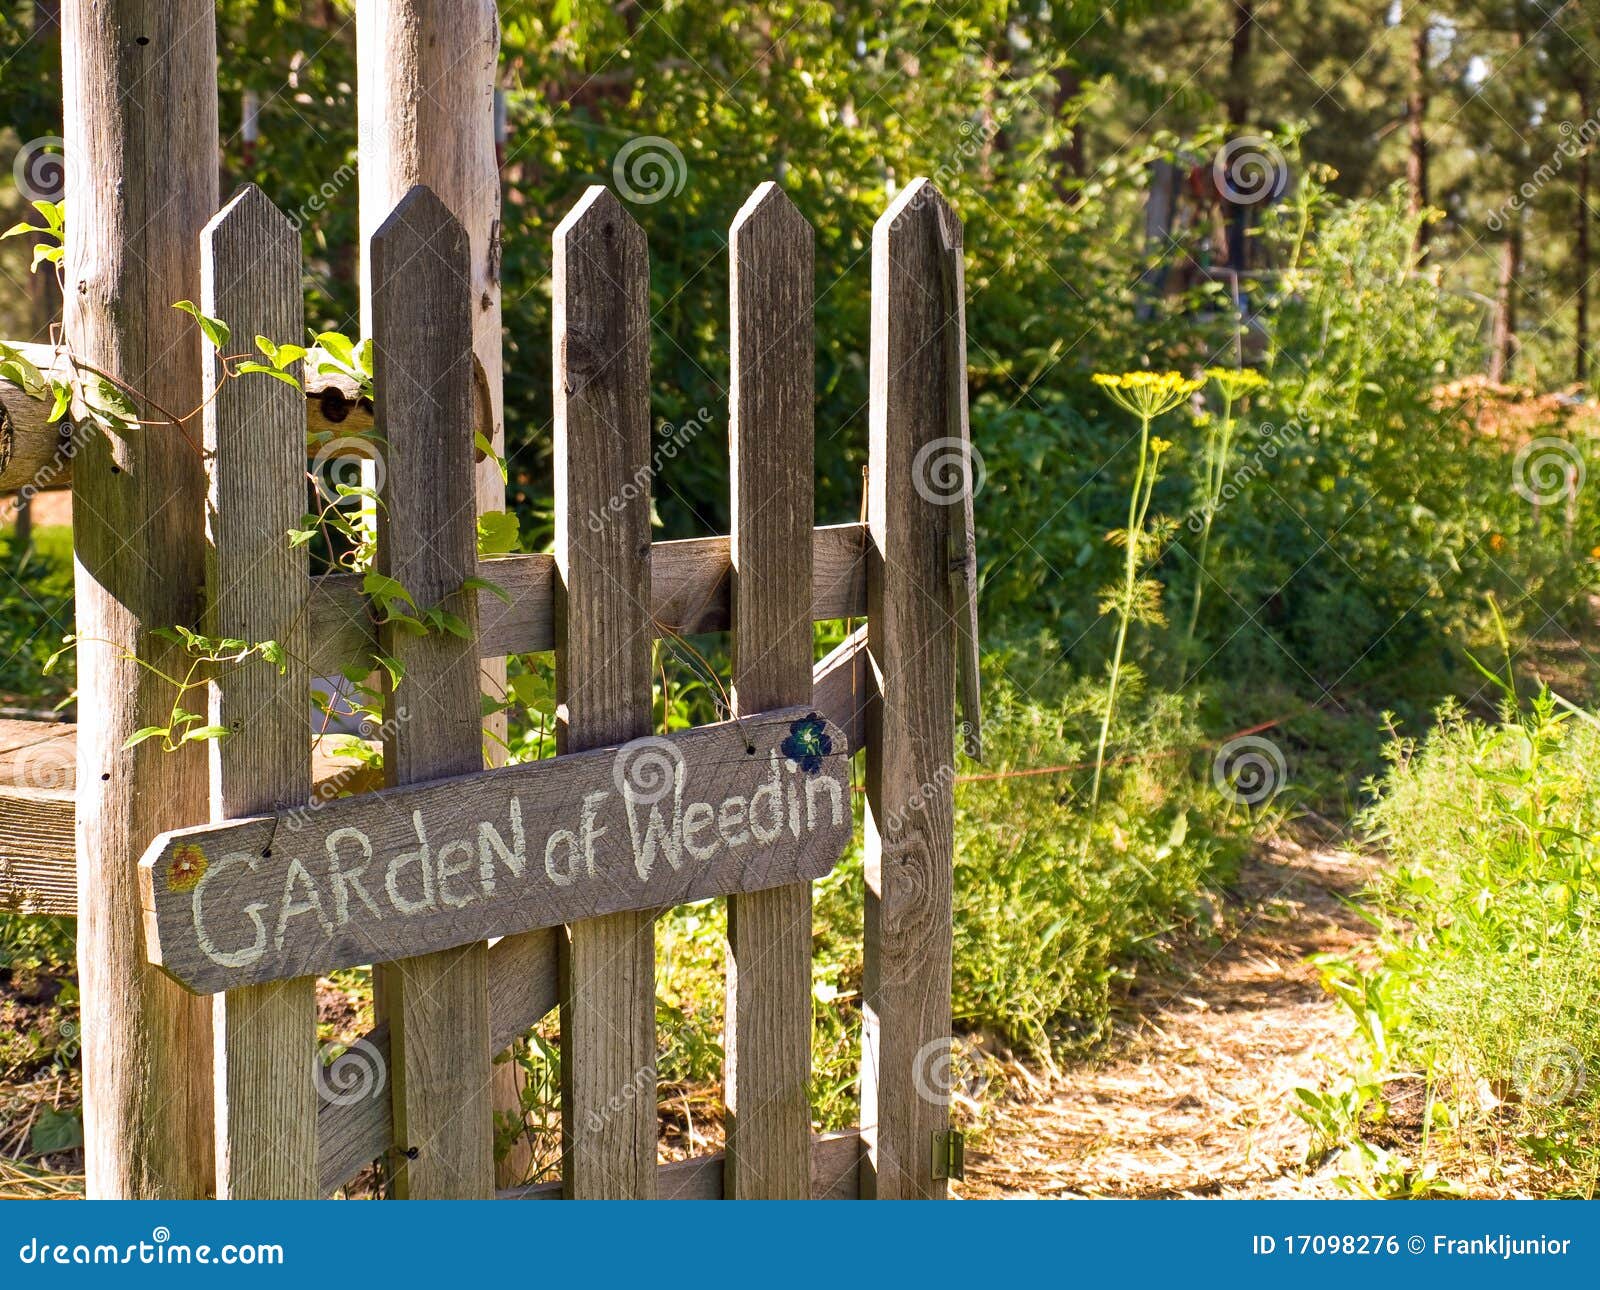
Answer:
[138,707,850,994]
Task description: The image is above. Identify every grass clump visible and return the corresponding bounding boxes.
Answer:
[1304,690,1600,1196]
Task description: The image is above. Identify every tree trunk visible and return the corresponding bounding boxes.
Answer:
[1491,224,1521,383]
[1051,63,1085,203]
[1408,21,1431,260]
[1226,0,1254,128]
[1578,77,1592,387]
[63,0,218,1198]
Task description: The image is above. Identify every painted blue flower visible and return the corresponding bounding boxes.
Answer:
[781,713,832,774]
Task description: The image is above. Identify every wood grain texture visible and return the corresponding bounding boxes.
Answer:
[501,1129,864,1201]
[0,731,404,917]
[0,785,74,914]
[861,180,960,1200]
[371,186,493,1199]
[201,187,318,1199]
[140,708,851,993]
[63,0,217,1200]
[813,624,871,757]
[725,183,816,1199]
[554,187,658,1199]
[937,217,983,761]
[305,523,867,675]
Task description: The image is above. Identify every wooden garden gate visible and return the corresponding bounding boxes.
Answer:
[0,1,977,1202]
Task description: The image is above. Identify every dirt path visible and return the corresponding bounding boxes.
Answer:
[956,835,1378,1199]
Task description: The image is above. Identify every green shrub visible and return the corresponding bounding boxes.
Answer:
[1337,691,1600,1194]
[951,645,1242,1055]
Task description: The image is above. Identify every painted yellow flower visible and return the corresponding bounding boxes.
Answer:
[1092,370,1203,420]
[167,843,208,893]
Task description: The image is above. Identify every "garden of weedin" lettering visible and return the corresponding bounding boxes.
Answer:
[138,708,852,994]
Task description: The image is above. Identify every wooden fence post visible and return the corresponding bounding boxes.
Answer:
[202,186,317,1198]
[725,182,816,1198]
[861,179,961,1200]
[62,0,218,1199]
[371,186,494,1198]
[354,0,524,1180]
[553,187,658,1199]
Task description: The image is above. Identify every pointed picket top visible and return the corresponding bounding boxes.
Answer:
[730,180,811,245]
[554,186,649,398]
[554,184,645,256]
[876,175,961,248]
[370,183,470,288]
[204,182,297,253]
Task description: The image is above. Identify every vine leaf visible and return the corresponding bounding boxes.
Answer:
[172,300,231,353]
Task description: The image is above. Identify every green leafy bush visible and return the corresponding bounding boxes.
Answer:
[1329,691,1600,1194]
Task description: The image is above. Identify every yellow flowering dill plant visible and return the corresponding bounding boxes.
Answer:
[1182,366,1270,675]
[1087,371,1202,822]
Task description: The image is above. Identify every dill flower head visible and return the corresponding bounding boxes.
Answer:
[1092,370,1204,419]
[1203,366,1270,400]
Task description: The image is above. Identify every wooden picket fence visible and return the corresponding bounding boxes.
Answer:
[0,172,975,1198]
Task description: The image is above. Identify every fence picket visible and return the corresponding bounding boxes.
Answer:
[861,180,961,1199]
[725,182,817,1199]
[553,187,659,1199]
[370,185,494,1199]
[202,185,317,1198]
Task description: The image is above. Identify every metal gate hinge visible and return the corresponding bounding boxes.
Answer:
[932,1128,965,1181]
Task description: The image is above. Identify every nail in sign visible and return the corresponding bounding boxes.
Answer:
[139,707,851,994]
